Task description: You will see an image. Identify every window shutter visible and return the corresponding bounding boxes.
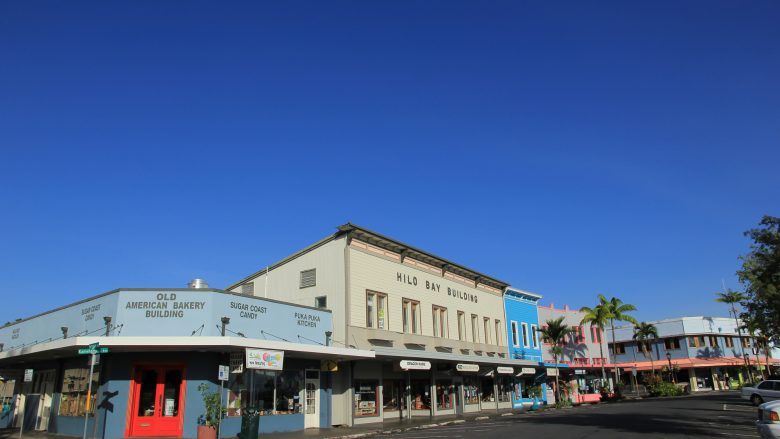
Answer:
[300,269,316,288]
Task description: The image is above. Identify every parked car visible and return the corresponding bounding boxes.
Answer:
[743,380,780,406]
[756,400,780,439]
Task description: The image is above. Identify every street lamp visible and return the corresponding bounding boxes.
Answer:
[666,352,674,383]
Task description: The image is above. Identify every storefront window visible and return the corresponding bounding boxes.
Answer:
[410,379,430,410]
[382,380,406,412]
[354,380,379,417]
[496,376,512,402]
[463,376,480,405]
[518,377,535,398]
[480,377,495,403]
[227,370,303,417]
[435,380,454,409]
[59,367,99,416]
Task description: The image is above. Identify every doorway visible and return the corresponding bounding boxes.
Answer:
[304,370,320,428]
[128,366,185,437]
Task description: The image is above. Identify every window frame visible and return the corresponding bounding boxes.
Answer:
[432,305,448,338]
[402,298,420,334]
[511,321,519,347]
[483,317,491,345]
[471,314,479,343]
[299,269,316,289]
[531,324,539,348]
[366,291,388,330]
[457,311,466,341]
[521,322,529,348]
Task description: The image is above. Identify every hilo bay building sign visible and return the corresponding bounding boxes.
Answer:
[396,272,480,303]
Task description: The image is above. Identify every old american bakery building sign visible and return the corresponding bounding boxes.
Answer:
[396,271,480,303]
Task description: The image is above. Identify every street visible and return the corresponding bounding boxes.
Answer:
[373,392,759,439]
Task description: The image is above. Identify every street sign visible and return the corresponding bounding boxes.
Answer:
[78,347,109,355]
[218,365,229,381]
[88,342,99,349]
[23,369,33,382]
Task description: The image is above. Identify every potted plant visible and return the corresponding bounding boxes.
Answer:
[528,385,542,411]
[197,383,225,439]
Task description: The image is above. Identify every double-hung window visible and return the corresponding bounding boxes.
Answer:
[521,323,529,348]
[471,314,479,343]
[366,291,387,330]
[483,318,492,345]
[432,305,448,338]
[495,320,502,346]
[511,321,520,347]
[531,325,539,348]
[457,312,466,341]
[402,299,420,334]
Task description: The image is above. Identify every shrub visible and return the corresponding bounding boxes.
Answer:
[647,381,684,397]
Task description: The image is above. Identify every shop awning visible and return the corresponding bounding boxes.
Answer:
[613,356,780,372]
[370,346,537,367]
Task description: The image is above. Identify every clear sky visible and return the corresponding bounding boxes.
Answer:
[1,1,778,324]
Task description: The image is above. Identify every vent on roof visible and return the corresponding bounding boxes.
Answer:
[188,278,209,289]
[300,269,316,289]
[241,282,254,295]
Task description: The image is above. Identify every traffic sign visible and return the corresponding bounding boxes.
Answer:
[78,347,109,355]
[218,365,229,381]
[24,369,33,382]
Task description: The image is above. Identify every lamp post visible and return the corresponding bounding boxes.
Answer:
[665,352,674,383]
[220,317,230,336]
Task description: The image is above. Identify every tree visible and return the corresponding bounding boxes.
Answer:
[539,317,576,405]
[738,216,780,345]
[579,303,612,385]
[742,316,770,380]
[633,322,659,376]
[716,289,751,374]
[600,294,638,386]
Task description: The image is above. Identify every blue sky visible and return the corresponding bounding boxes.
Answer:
[1,1,778,324]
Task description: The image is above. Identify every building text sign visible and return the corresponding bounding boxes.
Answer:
[246,349,284,370]
[399,360,431,370]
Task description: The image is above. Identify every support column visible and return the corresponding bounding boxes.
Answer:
[688,368,698,392]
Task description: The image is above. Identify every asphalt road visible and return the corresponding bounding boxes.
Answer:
[373,392,759,439]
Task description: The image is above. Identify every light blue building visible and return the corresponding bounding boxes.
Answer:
[503,288,547,407]
[0,284,373,437]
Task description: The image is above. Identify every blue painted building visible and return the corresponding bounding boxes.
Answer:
[0,285,373,438]
[503,288,547,407]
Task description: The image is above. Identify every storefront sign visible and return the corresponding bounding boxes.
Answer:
[546,368,559,377]
[574,369,587,375]
[396,272,479,303]
[496,367,514,375]
[455,363,480,373]
[517,367,536,376]
[246,348,284,370]
[399,360,431,370]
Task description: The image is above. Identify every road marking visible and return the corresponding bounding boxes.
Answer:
[724,404,756,412]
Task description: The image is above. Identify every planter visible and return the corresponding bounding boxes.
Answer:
[197,425,217,439]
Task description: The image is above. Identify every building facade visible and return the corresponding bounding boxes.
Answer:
[503,288,547,407]
[228,224,540,426]
[537,304,612,404]
[0,287,373,438]
[609,316,780,391]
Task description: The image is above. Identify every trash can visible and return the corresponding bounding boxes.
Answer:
[238,407,259,439]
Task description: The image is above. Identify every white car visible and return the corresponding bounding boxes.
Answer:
[756,400,780,439]
[743,381,780,406]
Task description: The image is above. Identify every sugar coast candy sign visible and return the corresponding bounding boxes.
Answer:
[246,348,284,370]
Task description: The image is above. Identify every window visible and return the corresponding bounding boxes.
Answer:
[227,369,303,416]
[725,337,734,348]
[758,381,773,390]
[314,296,327,309]
[458,312,466,341]
[573,326,585,343]
[411,380,431,411]
[592,327,602,343]
[402,299,420,334]
[435,380,454,410]
[664,338,681,350]
[742,337,752,348]
[689,336,705,348]
[511,321,519,347]
[382,380,406,412]
[464,376,480,404]
[432,305,448,338]
[531,325,539,348]
[354,380,379,417]
[483,318,491,345]
[612,343,626,354]
[299,269,316,288]
[495,320,502,346]
[366,291,387,329]
[708,336,719,348]
[59,367,99,416]
[521,323,529,348]
[471,314,479,343]
[240,282,254,295]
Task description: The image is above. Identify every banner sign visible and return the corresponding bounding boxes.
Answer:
[496,367,514,375]
[246,349,284,370]
[399,360,431,370]
[455,363,480,373]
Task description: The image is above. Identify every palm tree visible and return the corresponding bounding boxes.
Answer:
[539,317,576,405]
[742,317,768,380]
[716,289,751,376]
[633,322,659,376]
[600,294,638,386]
[579,303,612,385]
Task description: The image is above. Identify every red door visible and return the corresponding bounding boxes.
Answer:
[128,366,185,437]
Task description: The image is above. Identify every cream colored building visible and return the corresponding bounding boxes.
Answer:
[227,224,539,426]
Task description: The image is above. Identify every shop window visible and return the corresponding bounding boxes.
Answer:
[59,367,99,416]
[511,321,519,347]
[315,296,327,309]
[480,377,495,403]
[227,370,303,417]
[353,380,379,417]
[531,325,539,348]
[300,269,316,288]
[463,376,480,405]
[1,379,15,408]
[496,376,512,402]
[410,380,431,411]
[724,337,734,348]
[471,314,479,343]
[432,305,448,338]
[664,337,681,350]
[382,380,406,412]
[521,323,529,348]
[483,318,492,345]
[518,376,537,399]
[435,380,454,410]
[689,336,705,348]
[495,319,502,346]
[402,299,420,334]
[458,311,466,341]
[366,291,387,330]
